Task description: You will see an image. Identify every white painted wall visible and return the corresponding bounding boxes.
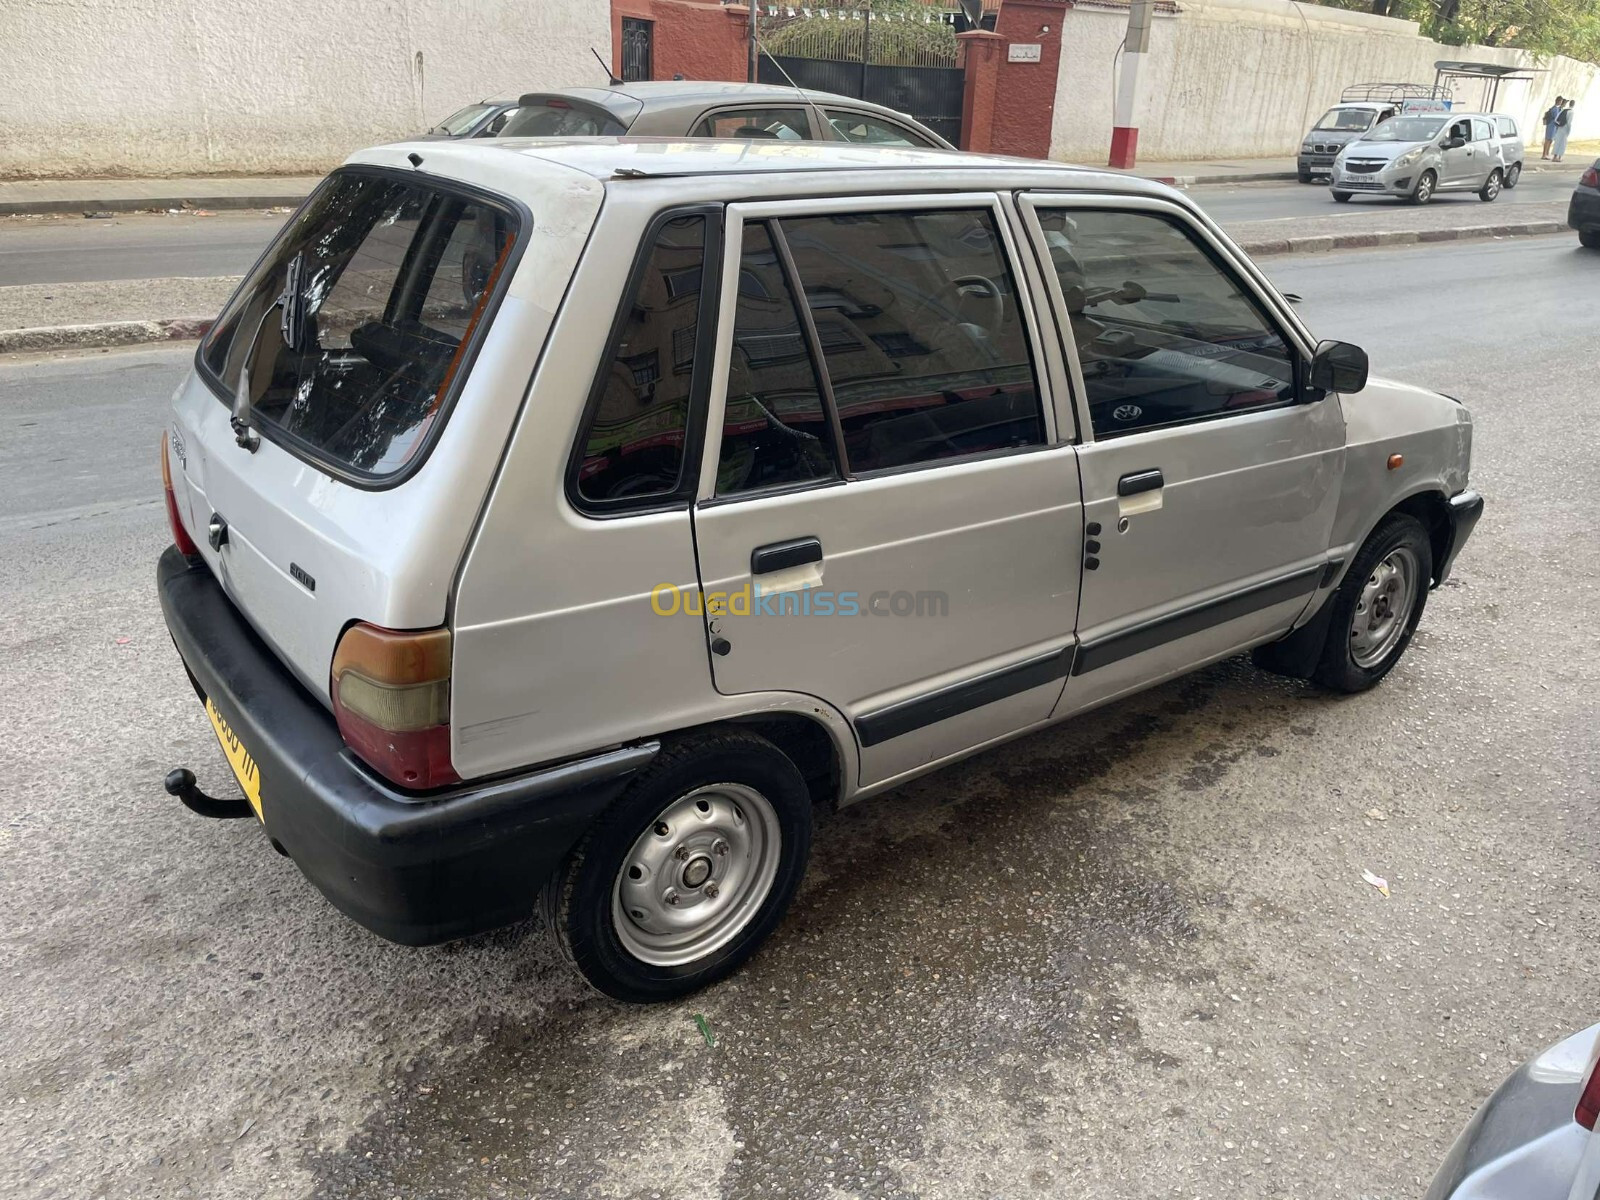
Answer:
[1050,0,1600,163]
[0,0,611,179]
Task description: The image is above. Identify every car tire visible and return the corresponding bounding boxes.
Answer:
[1478,169,1503,201]
[1331,190,1353,203]
[1580,229,1600,250]
[1310,512,1433,694]
[545,729,813,1003]
[1298,168,1313,183]
[1408,170,1437,205]
[1504,162,1522,188]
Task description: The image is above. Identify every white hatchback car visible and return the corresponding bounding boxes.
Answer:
[158,139,1482,1001]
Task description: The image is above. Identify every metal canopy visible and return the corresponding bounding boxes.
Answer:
[1433,59,1546,110]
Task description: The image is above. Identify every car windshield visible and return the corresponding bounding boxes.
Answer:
[199,170,520,479]
[1314,108,1376,132]
[430,103,496,136]
[1361,116,1447,143]
[499,101,628,137]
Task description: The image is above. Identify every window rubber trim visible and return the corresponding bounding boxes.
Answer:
[565,203,725,518]
[194,163,533,492]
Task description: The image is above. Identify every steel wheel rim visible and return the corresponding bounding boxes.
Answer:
[611,783,782,967]
[1349,546,1419,668]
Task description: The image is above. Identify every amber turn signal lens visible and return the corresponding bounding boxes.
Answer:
[1387,454,1404,470]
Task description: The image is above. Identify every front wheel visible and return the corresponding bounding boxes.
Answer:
[1408,170,1437,206]
[1580,229,1600,250]
[1311,513,1433,693]
[1479,169,1503,201]
[546,730,813,1002]
[1298,168,1313,183]
[1331,190,1353,203]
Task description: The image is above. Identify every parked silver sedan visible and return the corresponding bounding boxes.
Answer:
[1426,1023,1600,1199]
[1331,112,1524,204]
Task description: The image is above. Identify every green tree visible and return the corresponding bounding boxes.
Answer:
[760,1,960,67]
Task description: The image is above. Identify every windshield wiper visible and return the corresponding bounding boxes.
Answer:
[230,253,305,453]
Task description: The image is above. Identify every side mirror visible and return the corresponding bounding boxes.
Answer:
[1445,135,1466,149]
[1309,340,1368,395]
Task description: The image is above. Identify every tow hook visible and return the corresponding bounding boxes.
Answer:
[163,767,255,819]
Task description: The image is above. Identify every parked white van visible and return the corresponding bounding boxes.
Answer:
[158,139,1482,1001]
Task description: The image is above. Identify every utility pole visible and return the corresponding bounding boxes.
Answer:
[1109,0,1152,169]
[860,3,871,99]
[748,1,759,83]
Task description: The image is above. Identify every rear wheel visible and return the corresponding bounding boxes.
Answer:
[1504,162,1522,188]
[1408,170,1437,205]
[1478,168,1503,201]
[546,730,813,1002]
[1311,513,1433,693]
[1331,190,1353,203]
[1580,229,1600,250]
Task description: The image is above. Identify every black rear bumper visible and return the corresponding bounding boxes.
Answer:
[156,546,654,945]
[1436,489,1484,585]
[1570,187,1600,232]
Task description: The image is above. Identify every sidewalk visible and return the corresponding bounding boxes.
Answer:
[2,148,1595,215]
[0,175,320,216]
[1092,146,1600,186]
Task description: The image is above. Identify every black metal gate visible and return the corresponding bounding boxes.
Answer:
[758,55,964,147]
[752,5,964,147]
[620,17,653,83]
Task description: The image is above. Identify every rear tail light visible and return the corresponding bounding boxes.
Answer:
[160,433,200,558]
[1576,1055,1600,1130]
[330,623,459,789]
[1581,166,1599,189]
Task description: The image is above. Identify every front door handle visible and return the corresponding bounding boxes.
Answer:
[751,537,822,575]
[1117,469,1164,497]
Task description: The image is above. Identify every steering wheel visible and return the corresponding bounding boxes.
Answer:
[949,274,1004,334]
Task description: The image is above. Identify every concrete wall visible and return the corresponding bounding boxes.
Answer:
[1049,0,1600,163]
[0,0,610,179]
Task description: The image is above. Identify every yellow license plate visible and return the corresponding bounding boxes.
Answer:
[205,696,263,821]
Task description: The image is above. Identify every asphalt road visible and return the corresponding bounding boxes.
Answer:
[0,163,1588,287]
[1189,168,1581,224]
[2,236,1597,1200]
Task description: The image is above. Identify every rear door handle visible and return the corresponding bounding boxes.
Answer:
[1117,469,1164,497]
[751,537,822,575]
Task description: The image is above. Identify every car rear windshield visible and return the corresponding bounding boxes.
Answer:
[430,103,497,135]
[1314,109,1375,132]
[500,100,628,137]
[199,169,520,481]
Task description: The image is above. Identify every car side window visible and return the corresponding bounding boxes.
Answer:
[1497,117,1518,138]
[1472,117,1493,141]
[1448,118,1471,143]
[718,222,841,495]
[825,110,929,147]
[1038,208,1297,438]
[693,108,811,141]
[778,209,1045,473]
[572,214,708,508]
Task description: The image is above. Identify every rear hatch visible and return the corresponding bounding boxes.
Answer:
[500,90,643,137]
[168,152,602,708]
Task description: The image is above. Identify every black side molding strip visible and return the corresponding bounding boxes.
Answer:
[855,646,1073,747]
[1074,566,1322,676]
[752,537,822,575]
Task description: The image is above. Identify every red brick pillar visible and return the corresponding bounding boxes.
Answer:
[990,0,1068,160]
[958,31,1004,153]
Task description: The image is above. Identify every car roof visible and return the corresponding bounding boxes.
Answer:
[349,136,1180,203]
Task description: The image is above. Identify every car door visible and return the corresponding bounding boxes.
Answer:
[690,194,1084,791]
[1017,194,1345,718]
[1439,118,1477,186]
[1469,117,1498,184]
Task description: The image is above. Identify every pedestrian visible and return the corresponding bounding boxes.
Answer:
[1543,96,1565,159]
[1553,99,1574,162]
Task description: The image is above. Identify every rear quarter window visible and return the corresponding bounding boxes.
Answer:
[199,169,521,482]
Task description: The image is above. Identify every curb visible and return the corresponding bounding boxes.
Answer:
[1236,219,1568,256]
[0,317,213,355]
[0,194,306,217]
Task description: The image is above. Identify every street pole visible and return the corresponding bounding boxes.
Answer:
[749,1,759,83]
[861,3,871,101]
[1110,0,1152,169]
